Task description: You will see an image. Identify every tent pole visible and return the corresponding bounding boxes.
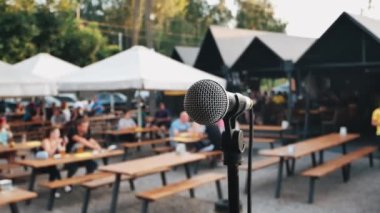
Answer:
[303,71,311,139]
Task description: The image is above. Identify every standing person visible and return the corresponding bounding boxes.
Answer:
[40,126,67,198]
[61,102,71,122]
[64,117,100,191]
[154,103,171,129]
[91,97,104,115]
[371,100,380,143]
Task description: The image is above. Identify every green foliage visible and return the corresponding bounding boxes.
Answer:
[236,0,286,32]
[0,9,38,62]
[0,0,118,66]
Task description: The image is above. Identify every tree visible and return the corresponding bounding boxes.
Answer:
[0,9,38,63]
[236,0,286,32]
[208,0,233,26]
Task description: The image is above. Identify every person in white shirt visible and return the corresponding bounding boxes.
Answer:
[117,110,137,142]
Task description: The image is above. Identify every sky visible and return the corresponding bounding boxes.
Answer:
[208,0,380,38]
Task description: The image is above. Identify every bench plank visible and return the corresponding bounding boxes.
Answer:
[39,172,113,189]
[0,188,37,206]
[244,137,276,143]
[82,167,170,189]
[302,146,376,177]
[153,147,174,154]
[122,138,170,149]
[240,157,280,171]
[136,173,225,201]
[199,150,222,158]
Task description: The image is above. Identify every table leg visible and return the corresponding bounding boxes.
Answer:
[110,174,121,213]
[311,153,317,167]
[286,159,296,176]
[319,151,324,164]
[9,203,19,213]
[275,157,284,198]
[26,168,37,205]
[342,144,347,154]
[184,164,195,198]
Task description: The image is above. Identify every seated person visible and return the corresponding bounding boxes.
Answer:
[117,110,137,142]
[0,117,14,161]
[40,126,68,198]
[50,108,68,128]
[169,111,191,146]
[14,103,25,115]
[64,117,101,191]
[189,123,222,152]
[154,103,171,129]
[91,97,104,116]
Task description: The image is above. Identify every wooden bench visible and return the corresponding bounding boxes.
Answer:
[121,138,171,159]
[80,167,171,213]
[301,146,376,204]
[0,188,37,213]
[240,157,280,194]
[152,146,174,154]
[39,172,113,211]
[244,137,277,149]
[136,173,225,213]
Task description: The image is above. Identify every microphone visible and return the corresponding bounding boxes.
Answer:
[184,79,255,125]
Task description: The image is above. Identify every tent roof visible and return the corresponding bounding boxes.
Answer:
[194,26,282,76]
[0,63,57,97]
[13,53,80,80]
[0,60,10,69]
[172,46,199,66]
[257,34,315,62]
[59,46,226,92]
[297,12,380,70]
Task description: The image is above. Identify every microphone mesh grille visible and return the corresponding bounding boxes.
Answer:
[184,79,228,125]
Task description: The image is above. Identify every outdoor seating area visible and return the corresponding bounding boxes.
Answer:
[2,1,380,212]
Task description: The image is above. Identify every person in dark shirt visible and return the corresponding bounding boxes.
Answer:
[154,102,171,129]
[65,117,100,186]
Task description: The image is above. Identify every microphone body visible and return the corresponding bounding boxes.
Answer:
[184,79,254,125]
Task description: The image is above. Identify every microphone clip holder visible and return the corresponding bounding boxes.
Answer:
[218,93,247,213]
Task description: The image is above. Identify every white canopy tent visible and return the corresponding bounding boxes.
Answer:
[13,53,80,81]
[58,45,226,91]
[0,64,57,97]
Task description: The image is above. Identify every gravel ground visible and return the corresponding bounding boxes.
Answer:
[1,141,380,213]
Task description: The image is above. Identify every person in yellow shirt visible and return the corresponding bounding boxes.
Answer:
[371,103,380,137]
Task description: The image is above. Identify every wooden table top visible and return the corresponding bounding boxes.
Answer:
[0,188,37,206]
[89,114,118,122]
[16,149,123,169]
[171,133,207,144]
[9,120,49,128]
[259,133,360,159]
[99,152,206,177]
[240,125,288,132]
[0,141,41,154]
[103,127,161,136]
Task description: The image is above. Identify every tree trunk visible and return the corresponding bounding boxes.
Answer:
[144,0,154,48]
[131,0,142,45]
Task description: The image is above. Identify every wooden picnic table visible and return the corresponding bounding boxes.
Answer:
[259,133,360,198]
[9,120,49,129]
[0,141,41,154]
[99,152,206,213]
[16,149,123,193]
[102,127,161,136]
[171,133,207,144]
[0,188,37,213]
[89,114,118,122]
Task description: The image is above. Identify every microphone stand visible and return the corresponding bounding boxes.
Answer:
[216,94,247,213]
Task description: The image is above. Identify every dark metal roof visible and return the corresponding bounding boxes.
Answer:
[297,12,380,70]
[171,46,199,66]
[194,25,278,76]
[232,34,314,77]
